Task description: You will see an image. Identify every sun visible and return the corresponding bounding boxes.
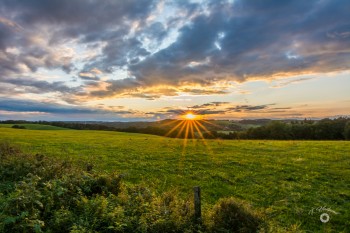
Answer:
[181,112,202,120]
[185,113,196,120]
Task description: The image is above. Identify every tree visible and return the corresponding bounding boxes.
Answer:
[344,121,350,140]
[12,125,26,129]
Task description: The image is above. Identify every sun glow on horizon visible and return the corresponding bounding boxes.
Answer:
[180,112,203,121]
[184,113,196,120]
[163,112,219,156]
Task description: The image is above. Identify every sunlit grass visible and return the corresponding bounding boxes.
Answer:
[0,125,350,231]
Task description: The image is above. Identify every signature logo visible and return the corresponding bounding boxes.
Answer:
[308,206,339,223]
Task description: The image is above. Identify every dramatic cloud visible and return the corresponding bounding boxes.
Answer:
[1,0,349,99]
[0,98,133,115]
[228,105,271,112]
[226,104,293,113]
[0,0,156,99]
[127,0,350,94]
[146,102,293,119]
[191,102,230,109]
[0,76,79,94]
[0,0,349,120]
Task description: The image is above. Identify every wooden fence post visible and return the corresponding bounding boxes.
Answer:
[193,186,201,222]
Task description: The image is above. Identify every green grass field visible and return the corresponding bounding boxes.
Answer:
[0,123,68,130]
[0,124,349,232]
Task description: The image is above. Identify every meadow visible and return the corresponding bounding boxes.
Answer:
[0,124,349,232]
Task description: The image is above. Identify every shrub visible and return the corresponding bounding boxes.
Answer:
[207,197,263,233]
[11,125,26,129]
[0,143,124,233]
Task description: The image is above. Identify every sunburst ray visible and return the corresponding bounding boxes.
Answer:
[164,120,186,137]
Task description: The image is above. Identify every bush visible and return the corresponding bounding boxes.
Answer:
[11,125,26,129]
[207,197,263,233]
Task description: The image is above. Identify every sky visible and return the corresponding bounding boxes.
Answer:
[0,0,349,121]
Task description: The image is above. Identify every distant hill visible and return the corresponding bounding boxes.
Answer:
[94,119,268,132]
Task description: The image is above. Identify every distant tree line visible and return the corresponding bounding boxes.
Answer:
[0,120,171,137]
[1,117,350,140]
[204,118,350,140]
[0,120,111,130]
